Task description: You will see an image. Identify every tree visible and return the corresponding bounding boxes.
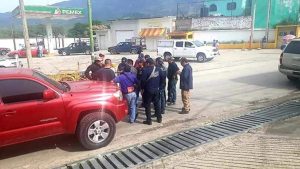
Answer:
[52,26,66,37]
[92,20,102,25]
[28,24,46,38]
[68,23,88,38]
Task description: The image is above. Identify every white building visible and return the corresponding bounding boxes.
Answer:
[95,16,176,51]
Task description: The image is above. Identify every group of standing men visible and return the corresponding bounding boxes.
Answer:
[84,53,193,125]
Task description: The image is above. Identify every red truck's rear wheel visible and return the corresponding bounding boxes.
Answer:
[77,112,116,150]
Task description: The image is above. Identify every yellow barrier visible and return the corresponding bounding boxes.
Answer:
[48,71,82,81]
[219,43,276,49]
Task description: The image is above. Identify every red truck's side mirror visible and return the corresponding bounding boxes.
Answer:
[43,89,57,101]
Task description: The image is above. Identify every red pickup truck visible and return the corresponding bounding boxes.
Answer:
[0,69,128,150]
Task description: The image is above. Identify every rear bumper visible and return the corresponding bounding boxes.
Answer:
[279,65,300,78]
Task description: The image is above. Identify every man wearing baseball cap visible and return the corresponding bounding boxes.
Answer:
[84,54,105,80]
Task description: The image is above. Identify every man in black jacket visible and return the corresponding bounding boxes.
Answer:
[141,58,163,125]
[179,57,193,114]
[166,56,179,105]
[84,55,104,80]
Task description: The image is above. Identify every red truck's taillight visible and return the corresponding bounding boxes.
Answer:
[280,53,283,65]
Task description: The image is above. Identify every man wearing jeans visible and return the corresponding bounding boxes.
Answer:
[114,65,138,123]
[166,56,179,105]
[179,57,193,114]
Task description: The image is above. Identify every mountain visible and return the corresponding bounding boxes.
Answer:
[0,0,195,28]
[51,0,195,21]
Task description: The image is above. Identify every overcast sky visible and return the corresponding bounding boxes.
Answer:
[0,0,65,13]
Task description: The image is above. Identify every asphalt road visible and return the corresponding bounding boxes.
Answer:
[0,49,299,169]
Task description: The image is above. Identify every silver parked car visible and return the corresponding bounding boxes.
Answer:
[279,39,300,81]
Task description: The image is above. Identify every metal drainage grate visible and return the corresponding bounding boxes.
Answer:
[59,100,300,169]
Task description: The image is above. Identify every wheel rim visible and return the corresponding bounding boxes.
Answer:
[63,52,66,55]
[87,120,110,144]
[198,55,204,62]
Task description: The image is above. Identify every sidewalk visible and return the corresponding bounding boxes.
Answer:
[139,116,300,169]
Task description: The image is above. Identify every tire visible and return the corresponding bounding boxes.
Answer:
[287,76,299,82]
[196,53,206,62]
[62,51,67,56]
[77,112,116,150]
[131,49,138,54]
[1,50,7,56]
[110,49,116,55]
[85,50,91,55]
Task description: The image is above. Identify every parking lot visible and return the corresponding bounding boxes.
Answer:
[1,49,300,169]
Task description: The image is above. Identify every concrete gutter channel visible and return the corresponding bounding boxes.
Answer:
[57,100,300,169]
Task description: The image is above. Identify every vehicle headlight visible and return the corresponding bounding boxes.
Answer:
[113,90,123,101]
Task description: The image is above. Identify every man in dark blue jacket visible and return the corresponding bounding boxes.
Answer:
[141,58,163,125]
[179,57,193,114]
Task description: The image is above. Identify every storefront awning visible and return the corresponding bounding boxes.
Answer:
[139,28,166,37]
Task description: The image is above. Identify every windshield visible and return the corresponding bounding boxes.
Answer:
[33,71,67,92]
[193,41,204,47]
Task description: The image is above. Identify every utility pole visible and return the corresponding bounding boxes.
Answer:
[265,0,272,43]
[19,0,32,68]
[250,0,256,49]
[11,23,16,50]
[87,0,95,62]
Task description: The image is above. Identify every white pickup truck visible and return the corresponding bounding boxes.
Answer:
[157,40,217,62]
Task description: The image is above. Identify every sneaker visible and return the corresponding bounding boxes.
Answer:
[143,121,152,125]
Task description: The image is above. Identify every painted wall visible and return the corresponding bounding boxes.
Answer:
[193,29,275,43]
[206,0,249,16]
[138,17,176,32]
[0,38,79,51]
[192,16,251,30]
[109,19,139,46]
[255,0,300,28]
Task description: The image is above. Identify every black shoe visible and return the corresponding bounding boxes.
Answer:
[161,111,165,114]
[143,121,152,125]
[157,118,162,123]
[167,102,175,106]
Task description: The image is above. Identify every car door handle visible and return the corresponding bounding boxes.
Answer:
[3,111,16,117]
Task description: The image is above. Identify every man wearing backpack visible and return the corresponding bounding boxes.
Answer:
[141,58,163,125]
